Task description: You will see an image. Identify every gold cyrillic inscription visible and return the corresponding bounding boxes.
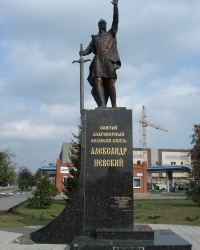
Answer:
[94,158,124,167]
[93,132,124,137]
[91,147,127,156]
[100,125,117,130]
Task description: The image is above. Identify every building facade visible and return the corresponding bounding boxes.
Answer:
[133,148,191,179]
[41,142,73,193]
[133,161,148,193]
[41,144,191,194]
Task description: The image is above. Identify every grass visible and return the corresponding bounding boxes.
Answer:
[1,199,200,227]
[134,199,200,226]
[0,200,66,227]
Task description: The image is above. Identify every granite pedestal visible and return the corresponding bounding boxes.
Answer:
[70,108,191,249]
[81,108,133,236]
[30,108,191,249]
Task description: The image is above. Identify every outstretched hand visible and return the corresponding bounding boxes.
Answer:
[111,0,118,6]
[79,50,85,56]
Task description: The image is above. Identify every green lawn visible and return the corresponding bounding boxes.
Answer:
[134,199,200,226]
[0,200,66,227]
[0,199,200,227]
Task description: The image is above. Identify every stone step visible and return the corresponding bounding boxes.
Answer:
[96,226,154,240]
[70,229,192,250]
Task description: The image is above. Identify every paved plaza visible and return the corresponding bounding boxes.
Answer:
[0,224,200,250]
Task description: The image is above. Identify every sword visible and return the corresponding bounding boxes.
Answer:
[72,44,91,114]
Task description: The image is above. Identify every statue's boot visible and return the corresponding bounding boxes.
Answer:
[91,87,101,107]
[95,78,106,108]
[109,79,117,108]
[97,84,106,107]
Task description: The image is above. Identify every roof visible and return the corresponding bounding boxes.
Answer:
[41,165,191,173]
[41,166,56,171]
[147,165,191,172]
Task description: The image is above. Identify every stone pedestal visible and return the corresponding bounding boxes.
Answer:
[81,108,133,236]
[70,108,191,250]
[70,226,192,249]
[30,108,192,249]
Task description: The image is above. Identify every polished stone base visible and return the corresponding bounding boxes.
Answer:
[30,108,133,244]
[96,226,154,240]
[70,225,192,250]
[29,109,192,249]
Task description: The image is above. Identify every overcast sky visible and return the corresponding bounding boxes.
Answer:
[0,0,200,172]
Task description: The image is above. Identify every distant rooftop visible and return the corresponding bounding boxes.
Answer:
[148,165,191,172]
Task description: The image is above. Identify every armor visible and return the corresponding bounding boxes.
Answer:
[96,37,113,52]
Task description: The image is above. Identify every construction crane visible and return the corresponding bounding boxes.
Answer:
[140,106,169,163]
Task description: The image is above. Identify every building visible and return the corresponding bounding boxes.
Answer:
[41,144,191,194]
[59,142,72,164]
[133,148,191,192]
[133,161,148,194]
[41,142,73,193]
[133,148,191,178]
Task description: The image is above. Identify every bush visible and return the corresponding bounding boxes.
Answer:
[28,175,58,209]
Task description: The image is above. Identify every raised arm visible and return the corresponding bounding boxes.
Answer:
[111,0,119,35]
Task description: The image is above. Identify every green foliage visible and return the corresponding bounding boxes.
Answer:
[28,175,58,209]
[0,148,16,186]
[147,215,161,224]
[64,123,81,198]
[152,183,157,190]
[186,124,200,206]
[33,168,42,184]
[186,180,200,206]
[17,166,34,190]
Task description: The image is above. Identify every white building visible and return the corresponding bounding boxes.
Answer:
[133,148,191,179]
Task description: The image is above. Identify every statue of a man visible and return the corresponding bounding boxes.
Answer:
[80,0,121,108]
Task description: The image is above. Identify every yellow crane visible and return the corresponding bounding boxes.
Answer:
[140,106,169,163]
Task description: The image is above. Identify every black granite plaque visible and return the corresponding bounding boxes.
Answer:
[81,108,133,235]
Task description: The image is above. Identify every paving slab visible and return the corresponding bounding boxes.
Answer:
[150,224,200,250]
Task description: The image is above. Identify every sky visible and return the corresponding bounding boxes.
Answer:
[0,0,200,173]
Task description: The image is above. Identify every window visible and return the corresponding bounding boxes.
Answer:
[133,178,141,188]
[62,176,68,186]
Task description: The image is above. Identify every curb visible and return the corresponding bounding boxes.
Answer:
[0,192,32,195]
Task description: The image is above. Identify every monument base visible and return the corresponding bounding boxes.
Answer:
[70,225,191,250]
[29,108,191,249]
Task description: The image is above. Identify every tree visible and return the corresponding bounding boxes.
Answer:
[33,168,42,184]
[186,124,200,206]
[64,124,81,198]
[18,166,34,190]
[28,175,58,209]
[0,148,16,186]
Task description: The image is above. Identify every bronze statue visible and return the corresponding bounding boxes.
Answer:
[80,0,121,108]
